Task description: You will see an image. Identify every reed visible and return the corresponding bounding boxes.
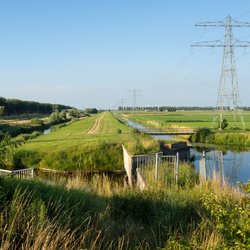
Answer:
[0,167,249,249]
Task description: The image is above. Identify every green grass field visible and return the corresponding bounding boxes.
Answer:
[123,111,250,130]
[1,169,249,249]
[20,113,129,151]
[13,112,159,170]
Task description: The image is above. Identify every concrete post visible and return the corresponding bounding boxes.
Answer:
[199,151,207,181]
[175,152,179,185]
[155,152,163,181]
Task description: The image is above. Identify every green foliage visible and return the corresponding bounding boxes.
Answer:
[85,108,98,114]
[0,177,107,249]
[0,174,249,249]
[15,131,42,142]
[220,118,228,130]
[13,150,41,168]
[190,128,214,143]
[13,142,124,171]
[0,106,4,116]
[214,132,248,146]
[15,112,159,170]
[68,108,79,118]
[201,192,250,248]
[178,163,199,187]
[31,118,44,125]
[0,96,72,115]
[110,188,201,236]
[0,134,23,167]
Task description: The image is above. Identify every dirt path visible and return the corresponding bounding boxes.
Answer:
[87,113,104,134]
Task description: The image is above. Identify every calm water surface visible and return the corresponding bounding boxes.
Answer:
[127,119,250,184]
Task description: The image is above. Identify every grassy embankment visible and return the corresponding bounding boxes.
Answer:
[0,171,249,249]
[0,113,71,139]
[12,112,159,171]
[124,111,250,146]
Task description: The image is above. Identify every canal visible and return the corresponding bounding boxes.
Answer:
[127,119,250,185]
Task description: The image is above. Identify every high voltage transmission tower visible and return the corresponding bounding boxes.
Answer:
[192,15,250,130]
[128,89,142,111]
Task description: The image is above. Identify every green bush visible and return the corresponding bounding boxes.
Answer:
[13,150,41,168]
[190,128,214,143]
[31,118,44,125]
[201,192,250,248]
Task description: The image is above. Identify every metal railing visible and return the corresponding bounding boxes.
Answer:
[0,168,34,179]
[133,152,179,186]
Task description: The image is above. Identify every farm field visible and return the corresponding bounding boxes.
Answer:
[123,111,250,130]
[13,112,159,171]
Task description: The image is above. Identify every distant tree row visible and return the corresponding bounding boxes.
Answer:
[0,97,73,115]
[118,106,250,112]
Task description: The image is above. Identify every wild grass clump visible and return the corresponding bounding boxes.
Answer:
[0,165,249,249]
[0,176,157,249]
[12,142,124,171]
[124,131,160,155]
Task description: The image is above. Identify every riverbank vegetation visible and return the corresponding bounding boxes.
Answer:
[123,111,250,130]
[11,112,159,171]
[190,128,250,146]
[122,111,250,147]
[0,171,249,249]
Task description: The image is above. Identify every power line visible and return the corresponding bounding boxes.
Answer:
[128,89,142,111]
[192,15,250,130]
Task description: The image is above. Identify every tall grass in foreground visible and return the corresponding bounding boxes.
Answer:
[0,169,249,249]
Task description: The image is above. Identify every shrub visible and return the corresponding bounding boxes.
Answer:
[201,191,250,248]
[190,128,214,143]
[12,150,41,168]
[31,118,44,125]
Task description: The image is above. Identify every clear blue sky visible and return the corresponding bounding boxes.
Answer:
[0,0,250,109]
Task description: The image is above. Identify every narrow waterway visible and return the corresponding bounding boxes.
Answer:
[127,120,174,141]
[127,119,250,184]
[43,128,51,134]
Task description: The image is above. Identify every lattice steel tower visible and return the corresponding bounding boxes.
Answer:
[192,15,250,129]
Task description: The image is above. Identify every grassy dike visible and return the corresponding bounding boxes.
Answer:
[0,173,249,249]
[12,112,159,171]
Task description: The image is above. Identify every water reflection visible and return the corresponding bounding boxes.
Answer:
[126,119,250,185]
[127,120,174,140]
[191,149,249,185]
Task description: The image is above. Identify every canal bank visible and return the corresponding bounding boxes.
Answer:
[126,119,250,185]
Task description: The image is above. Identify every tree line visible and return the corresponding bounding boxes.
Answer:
[118,106,250,112]
[0,97,73,115]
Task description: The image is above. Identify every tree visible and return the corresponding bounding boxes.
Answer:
[68,109,79,118]
[221,118,228,130]
[0,134,23,167]
[59,110,67,120]
[50,111,60,123]
[0,106,4,116]
[85,108,98,114]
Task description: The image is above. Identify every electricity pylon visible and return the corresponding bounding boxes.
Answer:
[192,15,250,130]
[128,89,142,111]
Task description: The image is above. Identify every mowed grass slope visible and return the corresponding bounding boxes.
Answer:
[125,111,250,130]
[22,112,130,152]
[13,112,159,171]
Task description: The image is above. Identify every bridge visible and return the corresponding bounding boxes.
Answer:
[146,131,195,135]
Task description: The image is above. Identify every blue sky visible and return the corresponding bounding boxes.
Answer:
[0,0,250,109]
